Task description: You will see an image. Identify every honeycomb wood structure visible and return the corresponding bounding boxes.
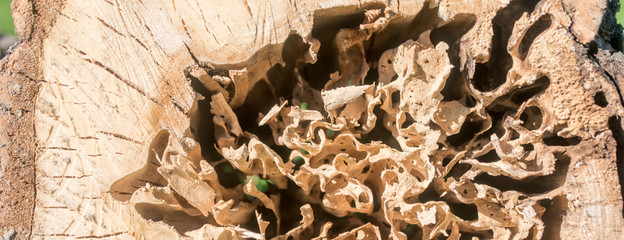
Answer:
[1,0,624,239]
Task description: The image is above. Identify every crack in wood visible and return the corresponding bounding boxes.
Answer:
[40,146,78,151]
[46,175,93,179]
[97,131,143,144]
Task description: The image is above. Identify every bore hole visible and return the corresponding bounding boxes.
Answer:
[215,162,243,188]
[543,135,581,146]
[587,40,598,58]
[540,195,568,240]
[608,116,624,217]
[471,63,501,92]
[476,150,499,163]
[473,152,571,194]
[448,202,478,221]
[430,14,477,45]
[594,91,608,107]
[522,144,534,151]
[361,108,402,150]
[465,95,477,108]
[447,163,472,181]
[447,113,488,147]
[401,113,415,128]
[519,106,543,130]
[391,90,400,104]
[510,76,550,104]
[518,14,552,60]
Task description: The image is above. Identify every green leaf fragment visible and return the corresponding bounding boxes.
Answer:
[326,129,335,139]
[300,148,309,154]
[292,156,305,165]
[292,156,305,171]
[245,194,256,202]
[245,175,270,193]
[222,164,235,174]
[255,179,270,193]
[236,172,244,183]
[300,102,308,110]
[402,224,417,236]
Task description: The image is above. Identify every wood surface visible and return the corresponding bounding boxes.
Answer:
[1,0,624,239]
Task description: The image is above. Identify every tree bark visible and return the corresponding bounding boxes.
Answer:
[1,0,624,239]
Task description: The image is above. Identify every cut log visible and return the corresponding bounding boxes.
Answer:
[1,0,624,239]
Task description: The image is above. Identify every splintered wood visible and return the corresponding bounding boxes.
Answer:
[8,0,623,239]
